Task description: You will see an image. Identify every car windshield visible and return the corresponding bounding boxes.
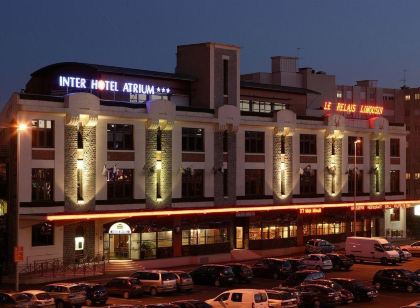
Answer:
[400,270,416,279]
[178,273,191,279]
[382,243,394,251]
[12,294,31,302]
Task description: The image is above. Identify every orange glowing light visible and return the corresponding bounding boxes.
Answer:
[44,200,417,222]
[323,102,384,115]
[17,123,28,132]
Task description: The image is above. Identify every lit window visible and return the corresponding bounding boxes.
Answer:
[405,95,411,101]
[415,94,420,100]
[337,91,342,98]
[415,173,420,180]
[406,173,411,180]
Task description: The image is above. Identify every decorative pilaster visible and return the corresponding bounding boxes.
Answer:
[82,115,97,211]
[273,128,293,204]
[160,123,173,207]
[213,129,224,205]
[64,115,79,211]
[324,133,343,202]
[370,135,385,200]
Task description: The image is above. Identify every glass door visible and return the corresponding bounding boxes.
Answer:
[235,226,244,249]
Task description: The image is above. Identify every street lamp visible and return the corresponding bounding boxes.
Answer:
[15,122,27,291]
[353,138,362,236]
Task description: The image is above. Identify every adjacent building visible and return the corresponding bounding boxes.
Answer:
[0,42,412,271]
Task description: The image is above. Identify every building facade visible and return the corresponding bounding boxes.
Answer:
[0,42,411,270]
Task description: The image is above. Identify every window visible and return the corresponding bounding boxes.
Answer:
[182,128,204,152]
[182,169,204,198]
[32,168,54,201]
[390,139,400,157]
[77,130,83,149]
[240,100,250,111]
[107,124,133,150]
[348,169,363,194]
[280,135,286,154]
[231,293,242,302]
[337,91,342,98]
[157,231,172,248]
[300,134,316,155]
[32,222,54,246]
[390,170,400,193]
[348,136,363,156]
[346,90,352,100]
[107,169,133,200]
[415,93,420,100]
[415,173,420,180]
[300,169,317,195]
[303,222,346,236]
[240,100,287,113]
[245,169,265,196]
[182,228,228,245]
[390,208,400,221]
[32,120,54,148]
[245,131,264,153]
[248,224,296,240]
[406,173,411,180]
[215,293,230,302]
[405,95,411,101]
[223,59,229,96]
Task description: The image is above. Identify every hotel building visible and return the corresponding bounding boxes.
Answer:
[0,42,410,271]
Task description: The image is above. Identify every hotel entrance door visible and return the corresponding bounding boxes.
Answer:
[110,234,131,259]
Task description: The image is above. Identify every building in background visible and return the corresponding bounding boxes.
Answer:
[0,42,410,273]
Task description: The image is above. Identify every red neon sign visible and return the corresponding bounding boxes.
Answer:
[324,101,383,115]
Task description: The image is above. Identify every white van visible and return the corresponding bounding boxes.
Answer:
[345,236,399,265]
[206,289,269,308]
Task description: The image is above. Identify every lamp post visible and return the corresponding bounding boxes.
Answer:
[353,138,361,236]
[15,123,27,291]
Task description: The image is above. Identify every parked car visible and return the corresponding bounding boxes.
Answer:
[144,305,179,308]
[301,279,354,305]
[393,245,412,261]
[265,289,298,308]
[271,287,302,306]
[170,300,212,308]
[325,253,353,271]
[0,292,33,308]
[41,283,86,308]
[373,269,420,293]
[400,301,420,308]
[345,236,399,264]
[283,258,306,272]
[252,258,292,280]
[105,277,143,299]
[77,282,108,306]
[400,241,420,257]
[330,278,378,302]
[171,271,194,292]
[189,264,234,287]
[21,290,55,308]
[305,239,335,254]
[226,263,253,283]
[130,270,177,295]
[280,270,325,287]
[301,254,333,271]
[206,289,269,308]
[295,284,341,308]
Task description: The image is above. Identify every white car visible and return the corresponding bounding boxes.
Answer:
[206,289,269,308]
[266,289,298,308]
[21,290,55,308]
[400,301,420,308]
[301,254,333,271]
[400,241,420,257]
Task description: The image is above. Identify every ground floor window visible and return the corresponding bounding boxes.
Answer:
[182,228,228,245]
[249,224,297,240]
[32,222,54,246]
[303,222,346,236]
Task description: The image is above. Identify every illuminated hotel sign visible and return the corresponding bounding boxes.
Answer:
[323,101,384,115]
[299,208,322,214]
[58,76,171,95]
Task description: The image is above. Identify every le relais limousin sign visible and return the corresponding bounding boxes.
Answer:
[323,101,384,115]
[58,76,171,95]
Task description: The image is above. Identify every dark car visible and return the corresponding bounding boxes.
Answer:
[252,258,292,280]
[0,293,33,308]
[295,284,341,307]
[271,287,302,306]
[325,253,354,271]
[171,300,212,308]
[302,279,354,304]
[373,269,420,293]
[226,263,253,283]
[144,305,179,308]
[280,270,325,287]
[330,278,378,302]
[305,239,335,254]
[189,264,234,287]
[78,282,108,306]
[105,277,143,298]
[284,258,306,272]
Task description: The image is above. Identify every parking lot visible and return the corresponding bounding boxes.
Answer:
[75,256,420,308]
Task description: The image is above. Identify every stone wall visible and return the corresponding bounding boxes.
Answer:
[324,137,343,202]
[64,124,78,211]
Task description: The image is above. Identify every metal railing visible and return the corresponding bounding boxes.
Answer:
[18,253,108,279]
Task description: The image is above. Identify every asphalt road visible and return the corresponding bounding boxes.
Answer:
[83,257,420,308]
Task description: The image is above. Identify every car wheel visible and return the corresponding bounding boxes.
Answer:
[374,282,381,290]
[214,279,221,287]
[313,299,321,308]
[150,287,158,296]
[407,285,414,293]
[380,257,387,265]
[56,301,64,308]
[273,272,279,280]
[123,291,129,299]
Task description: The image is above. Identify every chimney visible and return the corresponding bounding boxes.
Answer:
[271,56,298,73]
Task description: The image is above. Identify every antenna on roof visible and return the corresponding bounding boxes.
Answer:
[296,47,303,68]
[401,69,407,88]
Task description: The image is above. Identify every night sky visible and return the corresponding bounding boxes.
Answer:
[1,0,420,107]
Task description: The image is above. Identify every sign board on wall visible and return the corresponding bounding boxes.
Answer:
[14,246,24,263]
[109,222,132,234]
[323,101,384,115]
